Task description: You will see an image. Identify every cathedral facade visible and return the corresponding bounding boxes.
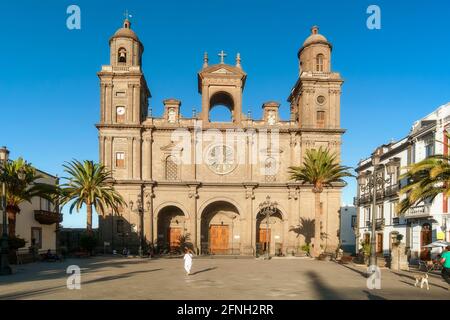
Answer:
[97,19,345,256]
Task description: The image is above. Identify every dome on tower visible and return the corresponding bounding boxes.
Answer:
[110,19,140,42]
[301,26,330,48]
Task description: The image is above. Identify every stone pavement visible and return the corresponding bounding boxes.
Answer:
[0,256,449,300]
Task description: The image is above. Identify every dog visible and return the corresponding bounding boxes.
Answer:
[414,273,429,290]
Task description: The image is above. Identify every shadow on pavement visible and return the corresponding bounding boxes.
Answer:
[0,257,157,287]
[307,270,346,299]
[0,267,163,300]
[190,267,217,275]
[362,290,386,300]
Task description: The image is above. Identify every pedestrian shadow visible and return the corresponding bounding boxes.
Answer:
[362,290,386,300]
[190,267,217,275]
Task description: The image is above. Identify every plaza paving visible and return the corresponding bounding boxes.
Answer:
[0,256,450,300]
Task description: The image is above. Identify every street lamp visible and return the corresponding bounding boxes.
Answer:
[130,193,145,257]
[258,195,278,260]
[358,147,397,268]
[0,146,11,275]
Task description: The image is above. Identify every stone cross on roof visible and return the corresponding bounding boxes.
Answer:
[218,50,227,64]
[123,9,132,20]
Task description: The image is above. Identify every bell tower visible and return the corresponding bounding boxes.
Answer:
[288,26,343,130]
[197,51,247,124]
[97,18,151,181]
[98,18,150,126]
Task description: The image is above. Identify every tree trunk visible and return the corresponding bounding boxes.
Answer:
[313,191,322,258]
[7,207,18,237]
[86,203,93,235]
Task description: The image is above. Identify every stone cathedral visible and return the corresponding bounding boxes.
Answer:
[97,19,344,256]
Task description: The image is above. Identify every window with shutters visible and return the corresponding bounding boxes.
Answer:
[116,152,125,168]
[317,111,325,128]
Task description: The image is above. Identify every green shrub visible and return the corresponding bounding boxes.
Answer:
[360,241,371,257]
[300,243,311,254]
[80,233,98,254]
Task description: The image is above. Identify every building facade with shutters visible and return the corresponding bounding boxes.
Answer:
[355,103,450,263]
[97,19,345,256]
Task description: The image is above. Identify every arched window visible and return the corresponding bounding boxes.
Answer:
[316,54,324,72]
[209,92,234,122]
[165,156,178,180]
[118,48,127,63]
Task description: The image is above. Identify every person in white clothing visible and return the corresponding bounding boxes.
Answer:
[184,248,193,275]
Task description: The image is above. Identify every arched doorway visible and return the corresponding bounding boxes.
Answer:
[157,206,186,254]
[420,223,432,260]
[200,201,240,255]
[256,209,284,256]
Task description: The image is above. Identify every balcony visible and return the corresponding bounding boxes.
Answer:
[358,194,372,206]
[393,217,400,225]
[375,218,385,230]
[365,221,371,228]
[404,205,431,219]
[34,210,63,225]
[385,185,399,198]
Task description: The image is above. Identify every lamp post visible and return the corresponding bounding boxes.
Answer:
[130,193,145,257]
[358,147,397,268]
[0,146,11,275]
[258,195,278,260]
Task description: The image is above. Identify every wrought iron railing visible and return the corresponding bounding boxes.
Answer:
[404,205,431,218]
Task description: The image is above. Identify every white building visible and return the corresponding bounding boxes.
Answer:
[339,205,357,253]
[355,103,450,263]
[0,163,61,254]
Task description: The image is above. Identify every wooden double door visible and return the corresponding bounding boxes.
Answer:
[168,227,182,251]
[258,228,271,253]
[209,225,229,254]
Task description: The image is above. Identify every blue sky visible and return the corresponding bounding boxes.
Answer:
[2,0,449,228]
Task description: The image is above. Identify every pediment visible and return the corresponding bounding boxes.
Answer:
[199,64,247,78]
[211,68,234,74]
[160,141,183,152]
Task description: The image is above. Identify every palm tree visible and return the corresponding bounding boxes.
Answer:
[60,160,126,234]
[0,158,57,236]
[398,155,450,214]
[288,147,353,258]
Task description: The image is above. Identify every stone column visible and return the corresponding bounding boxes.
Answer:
[142,135,153,181]
[127,137,133,179]
[99,136,106,165]
[244,184,256,255]
[105,136,112,169]
[134,137,142,180]
[105,84,112,124]
[201,84,209,122]
[100,83,106,123]
[287,184,299,254]
[134,84,141,124]
[127,84,133,123]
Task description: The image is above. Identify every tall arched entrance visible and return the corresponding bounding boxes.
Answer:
[256,209,284,256]
[200,201,240,255]
[157,206,186,254]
